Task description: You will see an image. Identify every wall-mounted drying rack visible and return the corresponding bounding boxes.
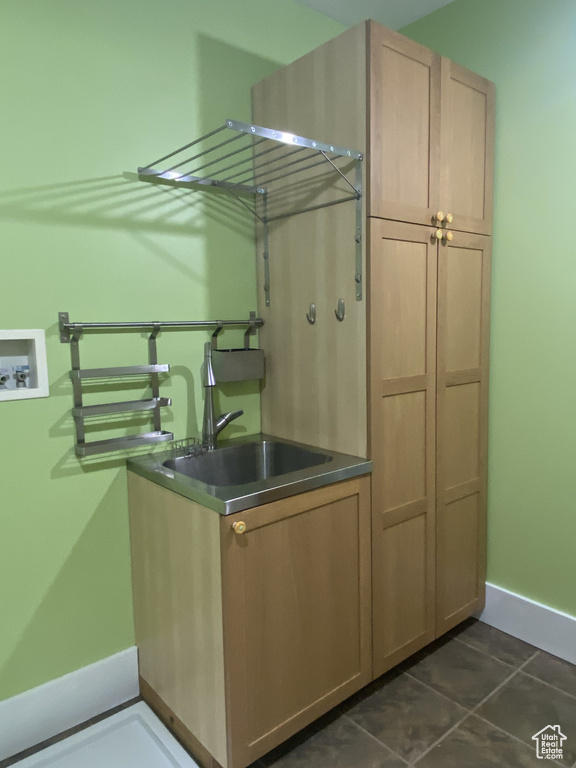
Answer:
[135,119,363,305]
[59,311,263,457]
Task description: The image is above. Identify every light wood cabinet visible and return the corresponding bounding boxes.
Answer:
[369,219,438,676]
[369,25,494,234]
[438,59,495,236]
[368,26,441,227]
[435,228,491,634]
[369,219,491,674]
[252,19,494,673]
[128,473,371,768]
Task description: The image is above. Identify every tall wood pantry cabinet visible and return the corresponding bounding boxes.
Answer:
[253,21,494,675]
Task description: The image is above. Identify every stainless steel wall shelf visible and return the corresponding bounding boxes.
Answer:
[135,119,364,304]
[72,397,172,419]
[76,431,174,458]
[69,364,170,380]
[59,311,263,457]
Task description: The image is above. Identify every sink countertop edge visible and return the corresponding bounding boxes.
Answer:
[127,434,372,515]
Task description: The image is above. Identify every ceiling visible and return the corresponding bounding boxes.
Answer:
[294,0,456,30]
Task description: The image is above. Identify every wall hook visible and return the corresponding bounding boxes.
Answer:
[334,298,345,322]
[306,303,317,325]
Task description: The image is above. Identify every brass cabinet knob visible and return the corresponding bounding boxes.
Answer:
[435,211,445,222]
[445,213,454,224]
[444,231,454,241]
[435,229,443,239]
[232,521,247,534]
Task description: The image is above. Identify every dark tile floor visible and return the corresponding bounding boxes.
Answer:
[256,620,576,768]
[5,621,575,768]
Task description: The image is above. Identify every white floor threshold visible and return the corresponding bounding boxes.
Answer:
[13,702,199,768]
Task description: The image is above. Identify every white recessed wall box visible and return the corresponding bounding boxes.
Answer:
[0,329,49,401]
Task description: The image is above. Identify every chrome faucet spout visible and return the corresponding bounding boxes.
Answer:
[202,341,216,387]
[201,342,243,449]
[215,409,244,434]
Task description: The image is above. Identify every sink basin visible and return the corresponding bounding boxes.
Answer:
[127,434,372,514]
[163,440,331,487]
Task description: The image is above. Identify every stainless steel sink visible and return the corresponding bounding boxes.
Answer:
[127,434,372,514]
[163,440,331,487]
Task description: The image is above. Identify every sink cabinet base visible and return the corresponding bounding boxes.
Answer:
[128,472,372,768]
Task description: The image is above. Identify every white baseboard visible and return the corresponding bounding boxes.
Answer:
[479,583,576,665]
[0,646,139,762]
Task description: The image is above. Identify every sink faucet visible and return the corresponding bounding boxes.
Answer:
[202,342,243,450]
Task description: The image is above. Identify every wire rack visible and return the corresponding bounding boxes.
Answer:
[137,119,362,200]
[164,436,208,458]
[136,120,364,303]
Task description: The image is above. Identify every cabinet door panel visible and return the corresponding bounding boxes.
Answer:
[443,383,481,490]
[436,232,491,634]
[439,59,495,235]
[444,247,483,370]
[377,241,429,380]
[437,494,481,626]
[373,511,428,675]
[380,392,427,512]
[369,219,436,674]
[221,478,371,768]
[369,25,441,225]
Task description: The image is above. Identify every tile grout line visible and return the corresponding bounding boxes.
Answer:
[341,645,546,767]
[341,656,516,768]
[340,713,410,767]
[266,638,575,768]
[450,634,528,668]
[402,671,474,713]
[400,699,471,766]
[519,669,576,702]
[472,712,566,768]
[408,650,540,765]
[452,634,576,701]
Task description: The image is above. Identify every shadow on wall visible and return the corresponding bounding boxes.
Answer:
[1,32,284,706]
[1,36,280,479]
[0,33,280,264]
[0,472,134,701]
[0,175,250,243]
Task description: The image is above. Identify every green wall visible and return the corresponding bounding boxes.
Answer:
[403,0,576,617]
[0,0,344,701]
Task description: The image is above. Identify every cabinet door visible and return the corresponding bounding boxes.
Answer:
[439,59,495,235]
[369,23,441,226]
[436,231,491,634]
[221,478,371,768]
[369,219,437,676]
